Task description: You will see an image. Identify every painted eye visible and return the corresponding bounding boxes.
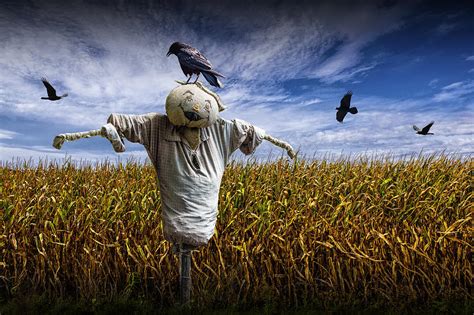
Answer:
[204,100,211,112]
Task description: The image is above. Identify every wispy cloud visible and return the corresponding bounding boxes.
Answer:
[436,22,457,35]
[225,92,474,159]
[0,1,416,127]
[466,55,474,61]
[428,78,439,87]
[432,80,474,102]
[0,1,472,162]
[0,129,18,140]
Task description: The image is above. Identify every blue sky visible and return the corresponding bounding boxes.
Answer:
[0,0,473,163]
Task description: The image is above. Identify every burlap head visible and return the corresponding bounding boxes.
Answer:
[166,84,221,128]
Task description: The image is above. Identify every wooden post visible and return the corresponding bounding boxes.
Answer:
[179,244,192,306]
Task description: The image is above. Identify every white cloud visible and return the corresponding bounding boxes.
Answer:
[466,56,474,61]
[223,92,474,159]
[0,2,184,129]
[428,78,439,87]
[299,98,323,106]
[1,1,472,162]
[0,1,416,129]
[432,80,474,102]
[0,129,18,140]
[443,82,464,89]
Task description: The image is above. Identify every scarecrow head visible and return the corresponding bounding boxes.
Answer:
[165,83,225,128]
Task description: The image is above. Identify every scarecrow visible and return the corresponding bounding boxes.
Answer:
[53,81,295,303]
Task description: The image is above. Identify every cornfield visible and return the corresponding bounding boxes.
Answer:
[0,155,472,311]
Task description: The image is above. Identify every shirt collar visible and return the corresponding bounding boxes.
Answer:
[164,120,210,142]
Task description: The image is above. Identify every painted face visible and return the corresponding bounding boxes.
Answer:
[166,84,219,128]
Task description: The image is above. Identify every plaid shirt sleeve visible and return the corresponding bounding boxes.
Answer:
[107,113,155,148]
[230,119,266,155]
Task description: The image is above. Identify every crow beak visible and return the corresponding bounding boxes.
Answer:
[166,51,171,57]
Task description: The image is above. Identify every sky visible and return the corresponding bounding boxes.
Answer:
[0,0,473,163]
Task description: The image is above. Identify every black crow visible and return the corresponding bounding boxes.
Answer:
[167,42,224,88]
[41,78,68,101]
[413,121,434,135]
[336,91,358,123]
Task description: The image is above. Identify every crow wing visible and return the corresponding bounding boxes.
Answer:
[421,121,434,134]
[41,78,57,98]
[178,47,213,71]
[339,91,352,109]
[336,110,347,123]
[413,125,421,132]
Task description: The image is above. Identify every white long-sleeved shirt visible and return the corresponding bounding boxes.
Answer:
[107,113,265,246]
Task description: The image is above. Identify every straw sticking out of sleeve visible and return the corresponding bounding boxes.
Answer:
[263,134,296,159]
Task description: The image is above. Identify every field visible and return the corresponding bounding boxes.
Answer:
[0,155,472,313]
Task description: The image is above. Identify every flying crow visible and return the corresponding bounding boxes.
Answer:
[336,91,358,123]
[413,121,434,135]
[41,78,68,101]
[167,42,224,88]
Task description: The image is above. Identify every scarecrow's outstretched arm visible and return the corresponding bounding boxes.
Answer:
[53,81,296,157]
[263,134,296,159]
[52,122,296,158]
[52,123,126,152]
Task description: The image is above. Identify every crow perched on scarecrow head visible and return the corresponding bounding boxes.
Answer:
[167,42,225,88]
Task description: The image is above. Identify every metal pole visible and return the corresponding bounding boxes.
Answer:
[179,244,192,306]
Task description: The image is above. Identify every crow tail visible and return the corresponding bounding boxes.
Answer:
[41,97,49,100]
[208,69,225,78]
[202,71,223,88]
[61,93,68,98]
[349,107,358,114]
